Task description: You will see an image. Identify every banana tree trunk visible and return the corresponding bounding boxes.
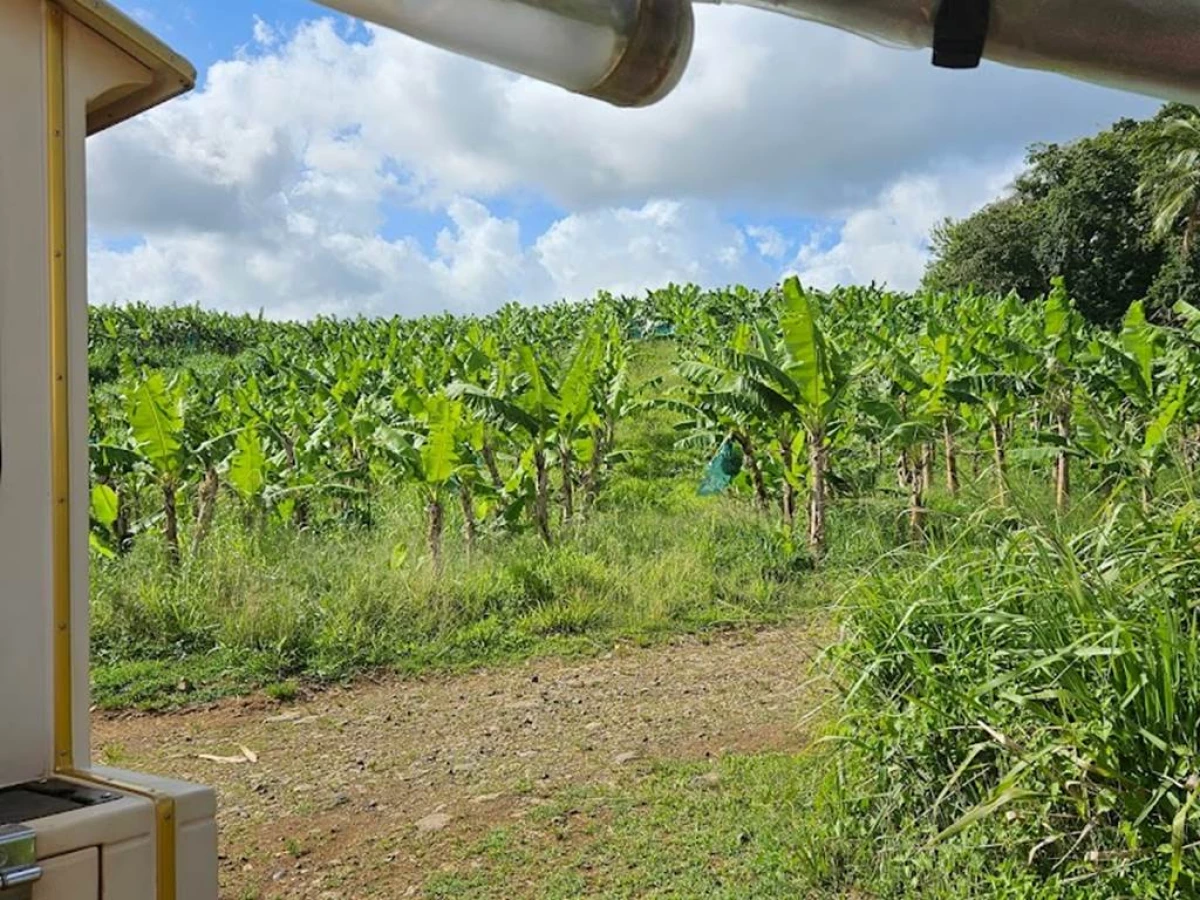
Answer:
[427,495,445,572]
[163,481,181,568]
[991,416,1009,506]
[116,487,133,554]
[283,434,309,529]
[908,449,925,546]
[560,442,575,524]
[1140,460,1154,514]
[459,480,477,556]
[807,427,826,557]
[943,418,959,496]
[191,467,219,557]
[1187,424,1200,476]
[533,448,552,545]
[99,476,134,553]
[582,425,605,510]
[1054,404,1071,515]
[293,496,310,531]
[920,442,934,495]
[482,442,504,492]
[778,436,797,532]
[734,432,769,511]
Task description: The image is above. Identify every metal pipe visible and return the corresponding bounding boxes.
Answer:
[318,0,694,106]
[702,0,1200,105]
[318,0,1200,107]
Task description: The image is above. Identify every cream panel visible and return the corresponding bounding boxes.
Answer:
[177,819,219,900]
[0,0,54,788]
[101,835,155,900]
[33,847,100,900]
[63,12,155,768]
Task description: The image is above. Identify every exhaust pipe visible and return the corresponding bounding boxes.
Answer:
[321,0,694,107]
[316,0,1200,107]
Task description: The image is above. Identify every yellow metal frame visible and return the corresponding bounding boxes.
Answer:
[46,0,73,777]
[45,3,182,897]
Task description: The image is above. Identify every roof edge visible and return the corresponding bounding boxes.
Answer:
[59,0,196,135]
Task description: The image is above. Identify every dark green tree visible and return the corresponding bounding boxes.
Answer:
[924,197,1043,299]
[1140,104,1200,255]
[1140,104,1200,316]
[923,115,1172,325]
[1021,120,1162,325]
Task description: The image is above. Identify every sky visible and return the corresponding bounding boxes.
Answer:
[88,1,1161,320]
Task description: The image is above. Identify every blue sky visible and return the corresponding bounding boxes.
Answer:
[125,0,324,72]
[89,2,1158,319]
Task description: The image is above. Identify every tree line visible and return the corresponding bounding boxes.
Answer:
[924,104,1200,325]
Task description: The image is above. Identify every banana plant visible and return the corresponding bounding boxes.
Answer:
[125,372,190,567]
[704,277,850,555]
[450,357,552,543]
[772,278,850,553]
[226,423,271,526]
[450,330,609,542]
[672,321,773,509]
[954,298,1036,506]
[551,329,604,524]
[1038,278,1087,514]
[1084,300,1190,510]
[89,389,141,555]
[859,330,954,544]
[582,322,642,510]
[376,391,470,570]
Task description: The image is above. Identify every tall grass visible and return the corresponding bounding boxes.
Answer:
[90,469,857,707]
[831,486,1200,894]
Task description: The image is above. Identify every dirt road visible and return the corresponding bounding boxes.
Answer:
[92,625,828,899]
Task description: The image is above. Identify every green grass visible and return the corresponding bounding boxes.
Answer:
[420,746,1175,899]
[828,487,1200,896]
[90,478,858,709]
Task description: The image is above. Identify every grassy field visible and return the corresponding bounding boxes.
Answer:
[89,296,1200,897]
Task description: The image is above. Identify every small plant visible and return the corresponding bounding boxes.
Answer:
[264,680,299,703]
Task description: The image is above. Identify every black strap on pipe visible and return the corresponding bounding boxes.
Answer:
[932,0,991,69]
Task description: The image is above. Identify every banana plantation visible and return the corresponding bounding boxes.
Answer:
[90,278,1199,569]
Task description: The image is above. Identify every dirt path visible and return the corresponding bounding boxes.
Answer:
[92,625,829,899]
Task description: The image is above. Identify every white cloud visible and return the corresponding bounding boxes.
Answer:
[534,201,770,300]
[251,16,277,47]
[86,6,1158,317]
[746,226,789,260]
[90,198,777,318]
[792,160,1023,291]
